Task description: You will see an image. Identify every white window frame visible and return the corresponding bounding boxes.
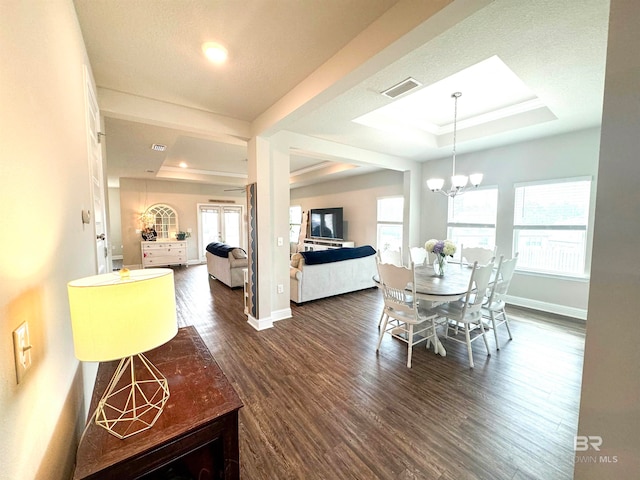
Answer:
[447,187,498,261]
[289,205,302,244]
[512,176,591,277]
[376,196,404,252]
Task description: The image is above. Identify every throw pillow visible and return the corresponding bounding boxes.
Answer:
[290,252,302,268]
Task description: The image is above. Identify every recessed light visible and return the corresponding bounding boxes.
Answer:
[202,42,228,64]
[151,144,167,152]
[179,162,188,168]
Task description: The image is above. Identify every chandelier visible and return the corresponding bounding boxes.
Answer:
[426,92,482,197]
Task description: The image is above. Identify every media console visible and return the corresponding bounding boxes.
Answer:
[302,238,355,251]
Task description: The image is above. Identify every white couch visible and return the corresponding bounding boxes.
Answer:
[206,242,248,288]
[289,246,377,303]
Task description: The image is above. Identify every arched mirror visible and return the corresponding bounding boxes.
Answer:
[145,204,178,240]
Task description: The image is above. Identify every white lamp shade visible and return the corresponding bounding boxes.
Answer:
[427,178,445,191]
[469,173,483,186]
[451,175,468,189]
[68,268,178,362]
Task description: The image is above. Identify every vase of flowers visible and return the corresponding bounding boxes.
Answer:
[424,239,457,276]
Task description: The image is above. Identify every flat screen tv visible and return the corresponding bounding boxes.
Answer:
[309,207,344,240]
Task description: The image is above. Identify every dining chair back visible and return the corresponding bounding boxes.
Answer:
[460,244,496,267]
[482,253,519,349]
[433,261,494,368]
[409,246,429,266]
[375,261,438,368]
[379,246,403,266]
[375,251,402,328]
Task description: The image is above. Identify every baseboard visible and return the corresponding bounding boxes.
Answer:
[506,295,587,320]
[271,308,292,322]
[247,315,273,331]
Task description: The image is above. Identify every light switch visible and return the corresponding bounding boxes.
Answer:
[13,322,32,384]
[277,237,283,247]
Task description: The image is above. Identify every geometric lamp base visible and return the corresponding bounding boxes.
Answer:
[94,353,170,439]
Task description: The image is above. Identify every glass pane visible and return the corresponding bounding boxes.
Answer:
[377,197,404,222]
[513,228,586,275]
[447,227,495,261]
[289,205,302,224]
[377,224,402,252]
[448,188,498,225]
[514,180,591,226]
[224,209,241,247]
[201,209,220,251]
[290,225,301,243]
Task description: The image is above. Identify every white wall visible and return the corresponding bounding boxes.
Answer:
[118,178,247,267]
[108,187,123,258]
[421,128,600,317]
[290,170,405,248]
[0,1,97,478]
[576,0,640,476]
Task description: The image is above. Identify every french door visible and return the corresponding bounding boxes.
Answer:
[198,204,245,262]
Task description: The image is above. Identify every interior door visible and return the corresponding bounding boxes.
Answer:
[84,66,108,274]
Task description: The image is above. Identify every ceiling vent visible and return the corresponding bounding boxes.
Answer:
[381,77,422,99]
[151,144,167,152]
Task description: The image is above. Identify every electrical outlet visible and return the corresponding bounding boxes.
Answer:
[13,322,32,384]
[277,284,284,294]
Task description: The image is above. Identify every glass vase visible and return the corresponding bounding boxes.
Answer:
[433,256,447,276]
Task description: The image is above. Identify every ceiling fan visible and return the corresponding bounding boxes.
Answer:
[223,186,247,192]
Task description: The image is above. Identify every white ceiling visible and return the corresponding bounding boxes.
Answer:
[73,0,610,191]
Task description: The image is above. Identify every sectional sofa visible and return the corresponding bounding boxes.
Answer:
[289,245,377,303]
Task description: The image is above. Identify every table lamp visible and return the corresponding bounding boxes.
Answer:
[67,268,178,439]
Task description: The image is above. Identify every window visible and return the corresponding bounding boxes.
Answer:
[513,177,591,276]
[377,196,403,251]
[289,205,302,243]
[447,188,498,261]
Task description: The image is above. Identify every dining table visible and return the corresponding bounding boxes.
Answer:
[374,262,479,357]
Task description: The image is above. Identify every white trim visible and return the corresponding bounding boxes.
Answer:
[506,295,587,320]
[513,175,592,189]
[271,308,292,322]
[247,315,273,331]
[112,255,123,260]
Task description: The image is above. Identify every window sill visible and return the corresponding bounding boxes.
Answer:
[515,268,590,282]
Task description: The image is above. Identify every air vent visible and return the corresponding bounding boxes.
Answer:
[151,144,167,152]
[381,77,422,99]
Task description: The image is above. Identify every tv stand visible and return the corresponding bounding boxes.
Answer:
[303,238,355,251]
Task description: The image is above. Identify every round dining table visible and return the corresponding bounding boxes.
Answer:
[413,263,474,302]
[374,262,477,358]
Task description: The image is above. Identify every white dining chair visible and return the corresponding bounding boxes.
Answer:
[379,246,403,266]
[432,261,495,368]
[375,251,406,328]
[482,253,518,349]
[409,246,429,266]
[460,244,496,267]
[376,261,438,368]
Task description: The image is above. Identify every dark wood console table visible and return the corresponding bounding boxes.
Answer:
[73,326,243,480]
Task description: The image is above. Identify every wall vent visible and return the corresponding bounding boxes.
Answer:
[151,143,167,152]
[381,77,421,99]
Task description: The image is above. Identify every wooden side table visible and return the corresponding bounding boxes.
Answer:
[73,326,243,480]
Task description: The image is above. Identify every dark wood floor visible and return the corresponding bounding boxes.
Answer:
[172,264,585,480]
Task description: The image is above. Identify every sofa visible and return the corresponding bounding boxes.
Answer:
[289,245,377,303]
[205,242,248,288]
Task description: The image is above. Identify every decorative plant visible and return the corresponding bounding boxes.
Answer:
[175,231,191,240]
[424,239,456,276]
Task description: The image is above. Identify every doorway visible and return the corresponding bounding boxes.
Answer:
[197,204,245,262]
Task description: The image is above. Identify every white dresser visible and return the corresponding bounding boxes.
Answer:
[141,241,187,268]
